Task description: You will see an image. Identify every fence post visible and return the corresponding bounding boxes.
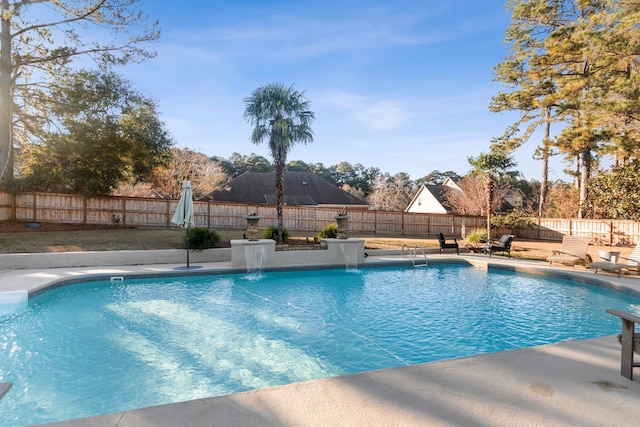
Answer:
[11,191,15,222]
[32,192,37,223]
[121,197,127,226]
[165,199,170,228]
[83,195,88,225]
[609,220,614,246]
[314,208,318,233]
[374,210,378,234]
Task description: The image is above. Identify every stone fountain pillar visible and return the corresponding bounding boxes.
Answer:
[244,215,261,241]
[334,214,349,239]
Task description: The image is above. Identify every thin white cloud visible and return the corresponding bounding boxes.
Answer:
[159,2,489,63]
[320,92,410,130]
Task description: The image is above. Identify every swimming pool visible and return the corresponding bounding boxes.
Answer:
[1,264,638,426]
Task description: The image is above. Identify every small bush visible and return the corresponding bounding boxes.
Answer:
[317,224,338,239]
[186,227,221,250]
[466,228,487,246]
[262,225,289,241]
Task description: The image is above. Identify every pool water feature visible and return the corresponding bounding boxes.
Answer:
[1,264,639,426]
[243,243,266,273]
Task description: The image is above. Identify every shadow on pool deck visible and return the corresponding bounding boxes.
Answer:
[4,253,640,427]
[36,336,640,427]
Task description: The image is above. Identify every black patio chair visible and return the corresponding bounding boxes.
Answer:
[484,234,515,258]
[437,233,459,255]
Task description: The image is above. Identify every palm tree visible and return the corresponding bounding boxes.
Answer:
[467,151,518,244]
[243,83,315,243]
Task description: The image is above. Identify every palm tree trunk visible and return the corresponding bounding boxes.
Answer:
[274,146,286,243]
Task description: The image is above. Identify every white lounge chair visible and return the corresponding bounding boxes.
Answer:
[591,242,640,277]
[546,236,589,267]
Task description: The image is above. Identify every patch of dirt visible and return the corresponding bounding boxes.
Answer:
[0,221,635,262]
[0,221,126,233]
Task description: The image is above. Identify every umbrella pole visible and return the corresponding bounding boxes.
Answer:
[186,226,190,268]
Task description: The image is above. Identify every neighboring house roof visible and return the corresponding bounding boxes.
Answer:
[206,171,369,207]
[405,184,457,214]
[442,177,461,191]
[405,176,526,215]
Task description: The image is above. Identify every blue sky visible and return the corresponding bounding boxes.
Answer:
[121,0,566,182]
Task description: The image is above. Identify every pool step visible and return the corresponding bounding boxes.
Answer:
[0,290,28,315]
[0,382,12,400]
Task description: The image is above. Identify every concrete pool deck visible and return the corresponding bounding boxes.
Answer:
[1,253,640,426]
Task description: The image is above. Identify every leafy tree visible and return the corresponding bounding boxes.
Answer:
[325,162,379,196]
[358,165,381,196]
[368,172,414,211]
[415,170,461,186]
[467,151,519,242]
[307,162,337,185]
[493,1,640,218]
[542,2,640,217]
[554,119,607,218]
[243,83,314,243]
[18,70,172,194]
[588,162,640,220]
[0,0,159,181]
[287,160,311,172]
[491,0,572,218]
[211,152,273,177]
[235,152,273,176]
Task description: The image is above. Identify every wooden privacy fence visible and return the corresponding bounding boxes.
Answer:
[1,190,639,244]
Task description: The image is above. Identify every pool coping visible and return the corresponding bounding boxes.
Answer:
[2,252,640,426]
[4,252,640,299]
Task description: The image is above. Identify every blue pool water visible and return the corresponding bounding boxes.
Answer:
[1,264,639,426]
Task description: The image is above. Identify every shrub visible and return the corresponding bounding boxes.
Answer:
[317,224,338,239]
[466,228,487,247]
[262,225,289,242]
[186,227,221,250]
[491,208,534,236]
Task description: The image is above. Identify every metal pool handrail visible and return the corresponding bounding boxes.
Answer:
[401,244,427,267]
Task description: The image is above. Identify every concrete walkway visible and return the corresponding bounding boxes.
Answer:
[1,253,639,426]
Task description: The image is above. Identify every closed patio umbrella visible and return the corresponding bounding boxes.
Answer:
[171,180,196,268]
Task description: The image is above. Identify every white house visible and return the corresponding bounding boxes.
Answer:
[502,188,524,208]
[405,178,462,214]
[405,177,525,214]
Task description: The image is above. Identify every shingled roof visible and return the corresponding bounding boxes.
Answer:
[425,185,456,211]
[206,171,369,207]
